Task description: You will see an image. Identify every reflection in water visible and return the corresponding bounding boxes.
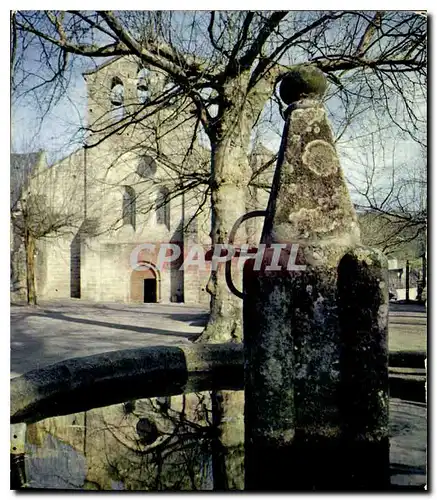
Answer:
[23,391,243,491]
[14,390,427,490]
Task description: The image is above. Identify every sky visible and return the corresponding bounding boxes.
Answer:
[11,45,97,162]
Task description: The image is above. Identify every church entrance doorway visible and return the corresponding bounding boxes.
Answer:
[143,278,157,303]
[130,264,160,303]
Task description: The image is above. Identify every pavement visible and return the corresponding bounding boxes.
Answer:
[10,300,208,377]
[388,302,427,353]
[11,299,427,377]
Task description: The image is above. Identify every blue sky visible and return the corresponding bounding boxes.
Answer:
[11,43,105,163]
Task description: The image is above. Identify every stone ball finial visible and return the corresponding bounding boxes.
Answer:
[279,65,327,105]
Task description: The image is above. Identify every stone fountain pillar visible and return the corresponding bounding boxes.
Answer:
[243,66,390,491]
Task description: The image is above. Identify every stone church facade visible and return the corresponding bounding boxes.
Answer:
[11,56,273,305]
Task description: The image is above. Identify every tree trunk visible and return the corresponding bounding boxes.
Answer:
[25,228,37,306]
[192,74,280,491]
[197,134,252,343]
[405,260,410,303]
[196,73,278,344]
[422,253,426,289]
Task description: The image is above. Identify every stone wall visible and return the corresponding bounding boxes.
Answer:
[36,237,73,299]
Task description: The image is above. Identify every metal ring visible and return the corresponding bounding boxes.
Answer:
[225,210,267,299]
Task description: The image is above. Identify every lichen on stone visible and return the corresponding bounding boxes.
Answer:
[302,140,340,177]
[290,107,325,131]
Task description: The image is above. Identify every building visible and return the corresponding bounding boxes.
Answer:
[10,56,273,305]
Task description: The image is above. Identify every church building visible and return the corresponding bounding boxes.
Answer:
[11,56,273,305]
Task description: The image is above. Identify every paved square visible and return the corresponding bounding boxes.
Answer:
[11,300,426,377]
[387,303,427,353]
[11,300,208,377]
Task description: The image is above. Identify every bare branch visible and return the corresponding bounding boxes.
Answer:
[355,11,383,57]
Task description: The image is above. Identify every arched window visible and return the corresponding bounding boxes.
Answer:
[110,77,125,121]
[137,68,150,105]
[122,186,136,230]
[156,187,170,229]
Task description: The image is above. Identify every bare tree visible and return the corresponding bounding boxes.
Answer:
[348,133,426,253]
[11,152,82,305]
[13,11,427,340]
[346,132,427,298]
